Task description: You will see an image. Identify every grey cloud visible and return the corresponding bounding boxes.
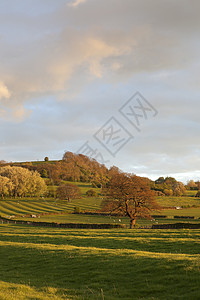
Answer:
[0,0,200,182]
[1,0,199,114]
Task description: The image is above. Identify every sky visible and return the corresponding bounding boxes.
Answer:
[0,0,200,183]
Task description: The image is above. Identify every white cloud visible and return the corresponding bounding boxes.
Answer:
[68,0,87,8]
[0,82,10,99]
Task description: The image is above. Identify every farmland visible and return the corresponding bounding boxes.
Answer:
[0,180,200,299]
[0,182,200,226]
[0,224,199,299]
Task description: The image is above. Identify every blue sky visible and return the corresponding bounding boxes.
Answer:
[0,0,200,183]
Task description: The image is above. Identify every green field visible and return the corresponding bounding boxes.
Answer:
[1,198,200,227]
[0,181,200,226]
[0,224,199,299]
[0,197,102,217]
[156,195,200,208]
[0,183,200,299]
[0,181,102,218]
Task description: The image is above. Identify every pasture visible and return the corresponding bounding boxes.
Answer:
[0,181,200,226]
[0,183,200,299]
[0,224,199,299]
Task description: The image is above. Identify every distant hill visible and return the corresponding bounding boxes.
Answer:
[2,151,112,187]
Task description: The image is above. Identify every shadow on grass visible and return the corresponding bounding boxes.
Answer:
[0,241,199,299]
[0,227,199,255]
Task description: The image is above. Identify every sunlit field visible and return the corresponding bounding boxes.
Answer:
[0,182,200,299]
[0,182,200,226]
[0,224,199,299]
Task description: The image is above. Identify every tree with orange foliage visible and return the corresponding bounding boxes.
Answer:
[57,183,81,202]
[101,172,161,228]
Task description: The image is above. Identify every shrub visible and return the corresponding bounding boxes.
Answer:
[152,215,167,218]
[195,191,200,197]
[41,169,48,178]
[163,189,173,196]
[86,189,97,197]
[74,206,81,214]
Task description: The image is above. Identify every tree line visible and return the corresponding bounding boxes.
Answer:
[3,152,199,197]
[1,151,200,204]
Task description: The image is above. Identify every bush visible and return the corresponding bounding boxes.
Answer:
[74,206,81,214]
[195,191,200,197]
[163,189,173,196]
[41,169,48,178]
[152,215,167,218]
[86,189,97,197]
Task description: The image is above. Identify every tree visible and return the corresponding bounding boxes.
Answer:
[155,177,165,185]
[172,182,186,196]
[195,181,200,190]
[48,162,62,185]
[86,189,97,197]
[28,171,47,197]
[108,166,121,177]
[62,151,109,184]
[163,189,173,196]
[44,157,49,162]
[154,176,177,194]
[101,172,161,228]
[0,176,12,199]
[57,183,81,202]
[186,180,197,190]
[0,166,47,198]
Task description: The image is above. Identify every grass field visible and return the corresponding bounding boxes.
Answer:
[1,199,200,227]
[156,195,200,208]
[0,183,200,299]
[0,197,102,217]
[0,182,200,226]
[0,224,199,299]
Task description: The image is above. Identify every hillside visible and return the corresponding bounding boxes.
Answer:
[7,152,110,187]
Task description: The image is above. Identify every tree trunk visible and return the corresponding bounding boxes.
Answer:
[130,218,136,229]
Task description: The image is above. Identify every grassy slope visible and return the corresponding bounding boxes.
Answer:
[0,224,199,299]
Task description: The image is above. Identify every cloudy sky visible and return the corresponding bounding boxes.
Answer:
[0,0,199,182]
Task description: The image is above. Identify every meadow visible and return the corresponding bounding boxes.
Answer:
[0,224,199,299]
[0,183,200,299]
[0,183,200,226]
